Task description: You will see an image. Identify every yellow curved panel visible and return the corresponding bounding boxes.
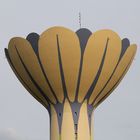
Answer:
[50,105,59,140]
[78,31,107,102]
[78,30,121,103]
[39,27,74,103]
[6,52,48,108]
[94,59,133,109]
[89,30,121,104]
[6,50,48,108]
[93,44,137,107]
[78,100,90,140]
[57,28,81,102]
[10,37,56,104]
[8,38,49,107]
[61,99,75,140]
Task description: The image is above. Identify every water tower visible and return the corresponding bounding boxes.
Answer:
[5,26,137,140]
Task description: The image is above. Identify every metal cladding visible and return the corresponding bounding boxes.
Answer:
[5,26,137,140]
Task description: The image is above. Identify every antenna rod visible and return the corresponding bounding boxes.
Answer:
[79,12,81,28]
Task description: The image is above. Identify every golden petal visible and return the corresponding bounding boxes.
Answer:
[8,37,56,105]
[93,44,137,108]
[78,30,121,103]
[5,48,48,108]
[88,30,121,104]
[39,27,81,102]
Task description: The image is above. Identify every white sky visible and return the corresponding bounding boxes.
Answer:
[0,0,140,140]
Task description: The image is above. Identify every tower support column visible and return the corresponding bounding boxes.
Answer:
[49,99,94,140]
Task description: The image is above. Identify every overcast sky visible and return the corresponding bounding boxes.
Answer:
[0,0,140,140]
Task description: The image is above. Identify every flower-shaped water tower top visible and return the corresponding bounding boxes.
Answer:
[5,27,137,140]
